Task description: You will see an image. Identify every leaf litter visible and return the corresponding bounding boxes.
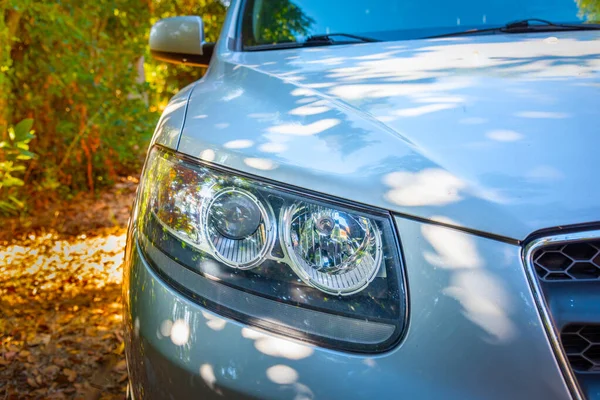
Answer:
[0,178,137,399]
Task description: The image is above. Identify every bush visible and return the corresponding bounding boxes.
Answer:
[0,119,36,215]
[0,0,228,213]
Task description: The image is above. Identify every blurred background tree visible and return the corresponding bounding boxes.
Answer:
[0,0,227,215]
[579,0,600,19]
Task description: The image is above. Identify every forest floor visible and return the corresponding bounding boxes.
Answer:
[0,177,138,399]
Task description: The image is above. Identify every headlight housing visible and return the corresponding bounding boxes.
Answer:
[136,146,407,352]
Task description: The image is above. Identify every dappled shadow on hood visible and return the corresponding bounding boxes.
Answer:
[177,30,600,239]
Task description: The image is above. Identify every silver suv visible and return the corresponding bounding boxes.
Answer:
[124,1,600,399]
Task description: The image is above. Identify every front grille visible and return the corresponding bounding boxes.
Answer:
[562,324,600,372]
[534,241,600,281]
[528,234,600,400]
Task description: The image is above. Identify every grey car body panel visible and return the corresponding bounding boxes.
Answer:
[151,81,196,149]
[125,217,571,400]
[173,29,600,242]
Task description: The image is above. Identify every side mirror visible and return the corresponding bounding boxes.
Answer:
[149,16,214,67]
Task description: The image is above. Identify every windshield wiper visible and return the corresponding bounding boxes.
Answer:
[305,33,380,43]
[426,18,600,39]
[244,32,380,52]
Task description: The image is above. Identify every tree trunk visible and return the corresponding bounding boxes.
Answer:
[0,7,22,138]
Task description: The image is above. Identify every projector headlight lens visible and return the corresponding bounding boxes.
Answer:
[205,188,275,269]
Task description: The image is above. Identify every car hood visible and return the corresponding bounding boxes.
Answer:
[178,31,600,241]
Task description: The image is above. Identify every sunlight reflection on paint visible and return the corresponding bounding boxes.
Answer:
[170,319,190,346]
[201,311,227,331]
[292,382,314,400]
[295,97,320,104]
[290,88,317,97]
[383,169,466,206]
[224,139,254,149]
[515,111,569,119]
[199,364,217,389]
[486,130,523,142]
[267,119,340,136]
[244,158,277,170]
[199,149,216,162]
[422,221,482,269]
[443,272,516,343]
[222,88,244,102]
[363,358,376,368]
[241,327,313,360]
[259,142,287,153]
[526,165,565,181]
[305,57,345,66]
[393,103,457,117]
[416,96,464,104]
[304,82,335,89]
[422,218,515,343]
[159,319,173,337]
[199,259,222,281]
[288,101,331,116]
[354,51,400,60]
[134,317,140,338]
[248,112,278,119]
[255,337,313,360]
[266,365,298,385]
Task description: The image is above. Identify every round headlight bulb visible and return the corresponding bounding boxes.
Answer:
[281,203,382,295]
[204,188,274,269]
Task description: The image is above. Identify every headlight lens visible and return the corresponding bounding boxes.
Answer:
[282,203,382,295]
[136,146,406,352]
[205,188,275,269]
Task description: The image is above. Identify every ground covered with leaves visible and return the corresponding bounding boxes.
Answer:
[0,178,137,399]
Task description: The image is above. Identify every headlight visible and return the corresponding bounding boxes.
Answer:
[136,146,406,352]
[205,187,275,269]
[282,203,382,295]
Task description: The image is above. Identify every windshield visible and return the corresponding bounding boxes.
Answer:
[241,0,599,48]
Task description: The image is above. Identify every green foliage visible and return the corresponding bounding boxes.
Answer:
[579,0,600,21]
[2,0,155,195]
[0,0,228,213]
[0,119,36,214]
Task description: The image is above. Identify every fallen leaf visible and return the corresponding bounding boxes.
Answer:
[63,368,77,382]
[42,365,61,376]
[114,359,127,372]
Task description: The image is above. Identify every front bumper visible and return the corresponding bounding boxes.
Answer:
[124,216,572,400]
